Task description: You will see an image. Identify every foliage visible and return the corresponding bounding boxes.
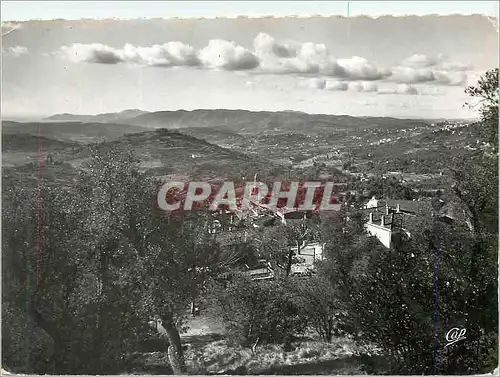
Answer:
[209,275,308,348]
[318,69,499,374]
[1,143,218,374]
[465,68,499,148]
[291,275,341,343]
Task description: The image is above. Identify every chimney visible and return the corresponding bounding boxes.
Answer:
[381,215,386,226]
[369,213,373,223]
[385,203,389,215]
[396,204,400,213]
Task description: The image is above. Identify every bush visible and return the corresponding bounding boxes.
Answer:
[209,275,308,347]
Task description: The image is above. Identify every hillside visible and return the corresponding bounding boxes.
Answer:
[107,129,276,181]
[2,125,278,185]
[2,121,146,143]
[2,133,79,152]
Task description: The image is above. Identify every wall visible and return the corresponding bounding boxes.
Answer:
[365,222,392,248]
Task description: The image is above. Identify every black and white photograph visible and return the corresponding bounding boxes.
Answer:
[1,1,499,375]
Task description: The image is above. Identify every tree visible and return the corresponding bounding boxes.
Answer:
[147,209,223,374]
[292,275,340,343]
[255,216,319,279]
[209,275,308,348]
[465,68,498,149]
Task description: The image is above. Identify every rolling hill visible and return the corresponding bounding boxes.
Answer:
[2,121,146,143]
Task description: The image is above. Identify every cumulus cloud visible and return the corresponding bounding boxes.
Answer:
[256,39,346,76]
[2,45,29,57]
[325,81,349,91]
[391,65,467,86]
[347,81,379,92]
[253,34,388,80]
[433,70,467,86]
[302,78,327,89]
[61,43,122,64]
[253,32,296,58]
[306,80,377,93]
[378,84,418,95]
[60,42,200,66]
[199,39,259,70]
[362,81,379,92]
[61,39,258,71]
[400,53,472,71]
[394,53,471,85]
[391,67,435,84]
[56,34,471,88]
[401,54,439,69]
[439,61,471,71]
[337,57,389,80]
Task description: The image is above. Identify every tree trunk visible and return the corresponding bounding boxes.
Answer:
[161,312,186,375]
[286,240,301,278]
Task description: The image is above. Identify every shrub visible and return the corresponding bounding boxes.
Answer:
[209,275,308,347]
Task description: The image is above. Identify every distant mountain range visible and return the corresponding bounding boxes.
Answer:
[44,109,433,135]
[45,109,149,123]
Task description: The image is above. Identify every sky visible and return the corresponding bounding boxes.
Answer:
[1,1,498,119]
[2,1,499,20]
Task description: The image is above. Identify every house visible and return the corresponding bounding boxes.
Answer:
[362,198,432,248]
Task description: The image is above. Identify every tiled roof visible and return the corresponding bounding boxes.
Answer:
[362,199,433,215]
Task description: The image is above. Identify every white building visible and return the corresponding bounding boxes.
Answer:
[365,212,394,248]
[363,199,422,248]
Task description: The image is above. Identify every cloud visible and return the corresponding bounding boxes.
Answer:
[433,70,467,86]
[401,54,439,68]
[325,81,349,91]
[2,45,29,57]
[254,34,388,80]
[60,42,200,67]
[391,65,467,86]
[61,43,122,64]
[306,80,377,92]
[378,84,419,95]
[123,42,200,67]
[394,53,471,85]
[61,39,257,71]
[300,77,330,90]
[303,78,327,89]
[256,39,346,76]
[199,39,259,70]
[347,81,378,92]
[337,57,390,80]
[362,81,379,92]
[56,35,471,88]
[391,67,436,83]
[253,33,296,58]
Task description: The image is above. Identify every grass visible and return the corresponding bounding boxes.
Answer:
[184,335,379,375]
